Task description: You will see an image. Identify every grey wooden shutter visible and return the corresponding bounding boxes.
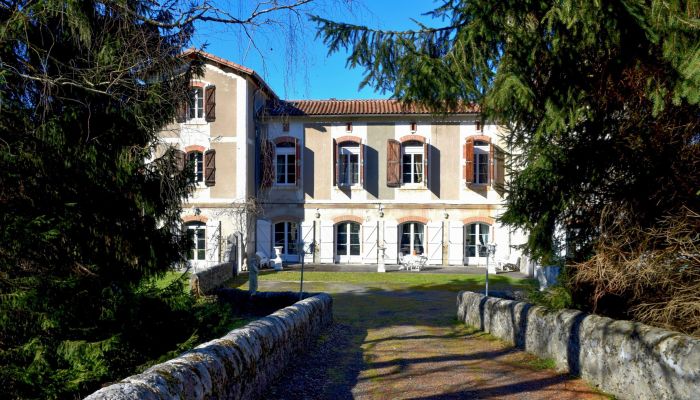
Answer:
[360,142,365,187]
[261,140,274,188]
[176,101,187,122]
[294,137,301,186]
[387,139,401,187]
[423,142,429,188]
[175,149,186,172]
[205,85,216,122]
[204,149,216,186]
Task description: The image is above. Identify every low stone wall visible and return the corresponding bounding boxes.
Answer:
[457,291,700,400]
[85,292,333,400]
[189,262,234,295]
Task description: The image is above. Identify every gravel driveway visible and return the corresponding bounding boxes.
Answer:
[258,279,607,399]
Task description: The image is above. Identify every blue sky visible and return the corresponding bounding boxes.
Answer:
[191,1,442,100]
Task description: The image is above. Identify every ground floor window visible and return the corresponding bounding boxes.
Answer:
[400,222,424,255]
[186,222,206,260]
[466,223,490,257]
[274,221,298,254]
[336,222,360,256]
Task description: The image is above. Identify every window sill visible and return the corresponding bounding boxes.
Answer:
[399,184,427,190]
[272,184,298,190]
[336,184,363,190]
[184,119,208,126]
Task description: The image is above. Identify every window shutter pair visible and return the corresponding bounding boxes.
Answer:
[333,139,365,187]
[204,149,216,186]
[386,139,401,187]
[205,86,216,122]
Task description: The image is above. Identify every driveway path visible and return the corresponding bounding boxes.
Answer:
[258,280,607,399]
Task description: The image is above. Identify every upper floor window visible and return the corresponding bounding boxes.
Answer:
[387,138,429,188]
[177,85,216,123]
[275,142,296,185]
[338,144,360,186]
[402,141,424,184]
[186,222,206,260]
[188,151,203,183]
[189,87,204,119]
[465,137,503,188]
[473,140,489,184]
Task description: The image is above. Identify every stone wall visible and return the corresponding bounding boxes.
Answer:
[457,291,700,400]
[85,292,333,400]
[189,262,234,295]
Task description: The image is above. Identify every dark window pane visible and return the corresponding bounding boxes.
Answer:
[350,244,360,255]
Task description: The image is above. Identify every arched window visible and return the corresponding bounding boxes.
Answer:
[188,151,203,183]
[338,143,360,186]
[275,142,296,184]
[473,140,489,184]
[402,141,424,184]
[274,221,298,255]
[189,87,204,119]
[400,222,425,255]
[336,222,360,256]
[466,223,490,259]
[186,222,206,260]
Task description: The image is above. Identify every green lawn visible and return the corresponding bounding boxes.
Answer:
[231,270,531,292]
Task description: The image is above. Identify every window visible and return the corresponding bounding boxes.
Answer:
[188,151,203,183]
[338,144,360,186]
[466,223,490,258]
[186,222,206,260]
[274,222,298,255]
[400,222,424,255]
[473,140,489,184]
[275,142,296,184]
[189,87,204,119]
[402,141,424,184]
[336,222,360,256]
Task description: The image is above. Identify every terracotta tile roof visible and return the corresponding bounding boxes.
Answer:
[266,99,478,116]
[182,48,278,100]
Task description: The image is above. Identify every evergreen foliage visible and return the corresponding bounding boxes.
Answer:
[314,1,700,327]
[0,1,203,397]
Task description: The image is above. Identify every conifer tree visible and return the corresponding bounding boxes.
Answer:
[0,1,197,397]
[314,1,700,327]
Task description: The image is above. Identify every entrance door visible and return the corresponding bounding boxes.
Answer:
[273,221,299,263]
[465,223,490,266]
[336,222,361,263]
[399,222,425,255]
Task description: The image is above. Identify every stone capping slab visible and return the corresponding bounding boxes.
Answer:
[85,293,333,400]
[189,262,234,295]
[457,291,700,400]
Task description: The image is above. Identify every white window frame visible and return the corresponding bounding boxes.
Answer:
[473,140,490,184]
[275,143,296,185]
[188,87,205,121]
[399,222,425,255]
[274,221,298,258]
[401,143,424,185]
[335,222,361,261]
[465,223,490,265]
[338,145,360,187]
[188,151,204,183]
[186,222,206,261]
